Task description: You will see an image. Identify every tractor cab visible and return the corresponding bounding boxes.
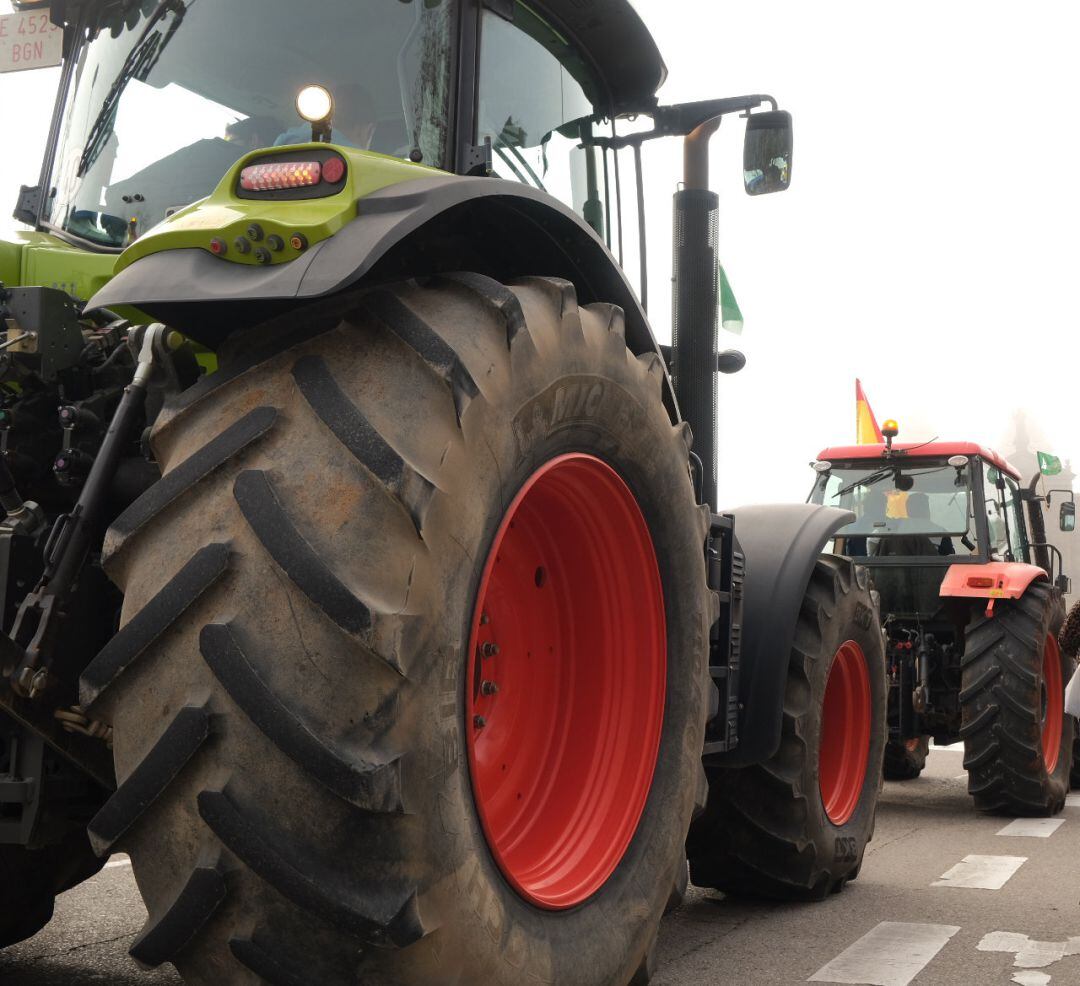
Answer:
[808,440,1029,620]
[809,436,1074,601]
[18,0,787,282]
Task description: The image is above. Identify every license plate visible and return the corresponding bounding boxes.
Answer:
[0,8,62,74]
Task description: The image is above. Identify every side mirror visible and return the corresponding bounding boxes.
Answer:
[743,110,792,195]
[1060,500,1076,533]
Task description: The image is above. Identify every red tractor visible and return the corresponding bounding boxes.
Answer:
[810,425,1076,814]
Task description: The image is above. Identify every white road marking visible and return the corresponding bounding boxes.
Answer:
[997,818,1065,838]
[978,931,1080,968]
[1012,972,1050,986]
[932,854,1027,889]
[104,855,131,870]
[808,921,960,986]
[1066,793,1080,808]
[954,773,968,780]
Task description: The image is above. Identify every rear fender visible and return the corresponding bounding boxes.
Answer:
[712,503,854,767]
[940,561,1047,605]
[85,175,676,416]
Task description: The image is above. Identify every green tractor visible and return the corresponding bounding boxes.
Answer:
[0,1,886,982]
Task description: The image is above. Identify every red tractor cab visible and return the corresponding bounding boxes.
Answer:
[810,431,1077,814]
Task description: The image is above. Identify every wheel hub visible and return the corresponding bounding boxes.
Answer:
[1041,633,1063,773]
[465,454,667,910]
[819,640,871,826]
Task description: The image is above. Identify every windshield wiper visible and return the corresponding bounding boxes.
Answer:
[836,464,951,499]
[836,466,894,499]
[76,0,189,179]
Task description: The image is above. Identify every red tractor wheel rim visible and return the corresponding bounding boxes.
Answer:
[819,640,871,826]
[466,453,667,910]
[1041,633,1064,773]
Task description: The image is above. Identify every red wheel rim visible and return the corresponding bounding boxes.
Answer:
[1041,633,1064,773]
[465,453,666,910]
[819,641,871,826]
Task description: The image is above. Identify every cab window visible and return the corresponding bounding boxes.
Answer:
[1003,474,1026,561]
[477,5,609,238]
[983,464,1024,561]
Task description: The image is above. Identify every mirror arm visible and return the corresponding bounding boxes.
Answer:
[581,94,779,152]
[655,94,777,136]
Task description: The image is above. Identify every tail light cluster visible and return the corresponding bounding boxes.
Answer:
[235,150,348,201]
[240,161,323,191]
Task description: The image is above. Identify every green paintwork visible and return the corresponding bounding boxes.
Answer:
[0,230,116,301]
[2,145,439,304]
[115,144,441,274]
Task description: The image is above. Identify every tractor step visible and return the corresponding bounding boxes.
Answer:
[703,513,742,756]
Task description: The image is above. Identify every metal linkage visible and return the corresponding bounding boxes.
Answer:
[0,324,171,789]
[5,324,170,701]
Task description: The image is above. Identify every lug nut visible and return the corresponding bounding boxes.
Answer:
[481,642,499,658]
[481,680,499,696]
[473,715,486,728]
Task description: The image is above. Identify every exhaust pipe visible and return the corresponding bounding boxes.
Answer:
[672,118,722,508]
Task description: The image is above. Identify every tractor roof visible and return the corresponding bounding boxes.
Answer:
[531,0,667,113]
[816,442,1023,482]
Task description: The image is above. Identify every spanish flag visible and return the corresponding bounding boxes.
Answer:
[856,379,884,445]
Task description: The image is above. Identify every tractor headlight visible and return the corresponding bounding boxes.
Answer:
[296,85,333,124]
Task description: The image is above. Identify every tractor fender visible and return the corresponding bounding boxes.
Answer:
[86,175,676,416]
[940,561,1047,602]
[717,503,855,767]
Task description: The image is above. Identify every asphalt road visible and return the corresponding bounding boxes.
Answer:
[2,745,1078,985]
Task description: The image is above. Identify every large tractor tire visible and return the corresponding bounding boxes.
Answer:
[883,736,929,781]
[686,555,886,900]
[961,582,1073,815]
[1056,600,1080,788]
[78,275,713,985]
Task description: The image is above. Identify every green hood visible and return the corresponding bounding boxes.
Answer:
[0,230,117,302]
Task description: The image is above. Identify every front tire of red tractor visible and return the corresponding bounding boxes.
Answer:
[961,582,1073,815]
[1055,601,1080,788]
[78,275,712,985]
[883,736,929,781]
[686,555,886,900]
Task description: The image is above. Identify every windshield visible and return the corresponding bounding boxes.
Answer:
[46,0,455,248]
[810,458,978,560]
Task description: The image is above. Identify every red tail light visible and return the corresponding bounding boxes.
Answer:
[240,161,322,191]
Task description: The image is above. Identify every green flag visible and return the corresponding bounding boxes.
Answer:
[719,265,744,335]
[1038,451,1062,476]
